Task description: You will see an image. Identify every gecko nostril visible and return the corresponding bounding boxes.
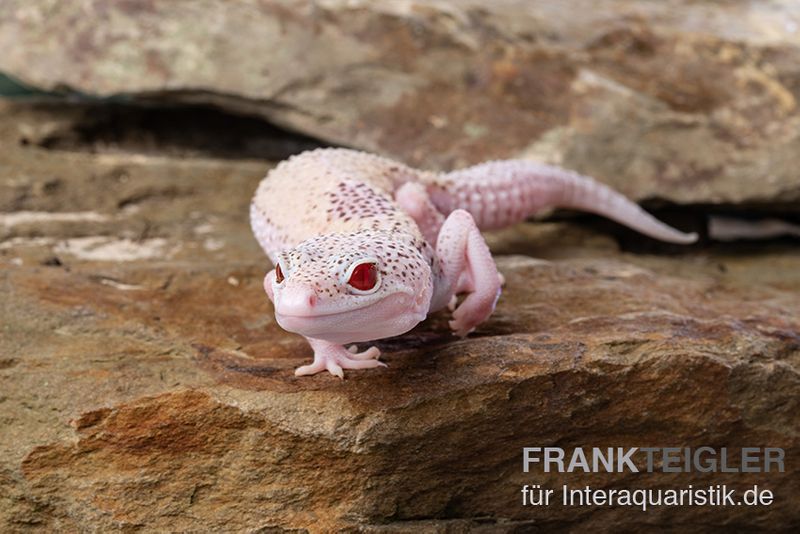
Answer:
[308,294,317,307]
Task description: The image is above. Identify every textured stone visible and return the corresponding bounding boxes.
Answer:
[2,1,800,204]
[2,101,799,531]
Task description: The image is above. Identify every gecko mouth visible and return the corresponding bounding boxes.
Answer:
[275,292,425,344]
[275,294,391,319]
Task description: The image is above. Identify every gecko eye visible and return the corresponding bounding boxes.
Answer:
[275,263,285,284]
[346,261,380,294]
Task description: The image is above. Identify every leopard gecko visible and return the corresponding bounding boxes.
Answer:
[250,148,696,377]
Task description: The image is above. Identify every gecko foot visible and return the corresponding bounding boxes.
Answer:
[296,340,385,378]
[449,284,501,337]
[448,307,481,338]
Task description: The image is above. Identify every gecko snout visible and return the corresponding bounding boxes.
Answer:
[276,286,319,316]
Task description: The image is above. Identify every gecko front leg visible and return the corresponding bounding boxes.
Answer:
[434,209,502,336]
[295,338,385,378]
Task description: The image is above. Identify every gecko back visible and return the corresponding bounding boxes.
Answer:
[250,148,424,263]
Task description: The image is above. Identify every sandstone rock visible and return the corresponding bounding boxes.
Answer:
[2,1,800,204]
[1,101,799,531]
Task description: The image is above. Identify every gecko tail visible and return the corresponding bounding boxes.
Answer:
[430,160,698,245]
[552,167,699,244]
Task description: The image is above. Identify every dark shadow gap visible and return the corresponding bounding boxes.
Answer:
[17,100,331,160]
[554,206,800,254]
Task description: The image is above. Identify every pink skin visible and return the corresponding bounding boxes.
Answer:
[251,149,697,378]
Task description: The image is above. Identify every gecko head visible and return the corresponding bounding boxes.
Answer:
[265,231,433,344]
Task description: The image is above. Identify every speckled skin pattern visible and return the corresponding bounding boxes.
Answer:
[251,148,697,377]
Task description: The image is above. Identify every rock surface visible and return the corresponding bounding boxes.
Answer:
[2,1,800,204]
[1,101,799,531]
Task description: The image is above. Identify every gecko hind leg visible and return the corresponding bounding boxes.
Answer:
[295,339,385,378]
[436,209,502,337]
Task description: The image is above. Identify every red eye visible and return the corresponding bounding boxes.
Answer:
[275,263,284,283]
[348,262,378,292]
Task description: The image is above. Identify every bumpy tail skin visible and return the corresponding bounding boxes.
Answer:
[427,160,698,244]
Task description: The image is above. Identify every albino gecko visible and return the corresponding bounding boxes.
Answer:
[250,148,697,377]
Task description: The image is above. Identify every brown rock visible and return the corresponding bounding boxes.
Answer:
[2,1,800,204]
[1,101,799,531]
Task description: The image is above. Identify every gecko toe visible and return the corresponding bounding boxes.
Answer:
[447,295,458,311]
[448,319,475,338]
[349,346,381,360]
[326,360,345,379]
[340,357,387,370]
[295,361,325,377]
